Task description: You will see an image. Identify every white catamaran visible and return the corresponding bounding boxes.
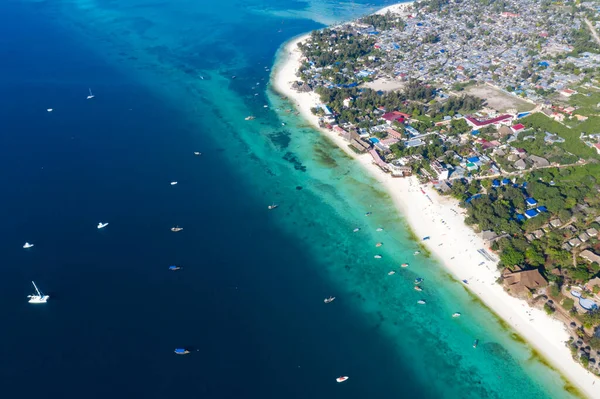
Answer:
[28,281,49,304]
[87,88,95,100]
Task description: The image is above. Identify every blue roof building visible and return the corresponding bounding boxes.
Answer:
[538,61,550,67]
[502,178,511,185]
[467,156,480,163]
[492,179,501,188]
[516,214,526,222]
[525,209,539,218]
[525,198,538,207]
[537,206,548,212]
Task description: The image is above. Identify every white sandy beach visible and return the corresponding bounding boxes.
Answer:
[271,12,599,399]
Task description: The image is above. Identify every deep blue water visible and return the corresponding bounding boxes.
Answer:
[0,0,583,398]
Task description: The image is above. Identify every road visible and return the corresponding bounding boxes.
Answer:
[472,160,587,181]
[585,18,600,46]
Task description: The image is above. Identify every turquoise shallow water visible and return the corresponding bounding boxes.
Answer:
[0,0,584,397]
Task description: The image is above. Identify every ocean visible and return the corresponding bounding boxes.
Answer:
[0,0,583,398]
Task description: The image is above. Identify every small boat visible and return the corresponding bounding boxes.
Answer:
[417,300,426,305]
[473,339,479,349]
[452,312,461,318]
[245,116,255,121]
[171,226,183,232]
[374,255,382,259]
[168,265,181,271]
[194,152,201,156]
[388,271,395,275]
[414,286,422,291]
[462,279,468,284]
[375,242,383,247]
[97,222,109,229]
[365,212,372,216]
[414,277,424,284]
[376,227,383,232]
[423,236,430,241]
[174,348,190,355]
[47,108,53,112]
[170,181,178,185]
[336,376,349,383]
[27,281,49,304]
[268,203,278,210]
[23,242,34,249]
[324,296,335,304]
[353,228,360,232]
[401,263,409,268]
[281,122,286,126]
[231,76,236,79]
[414,251,421,255]
[86,88,95,100]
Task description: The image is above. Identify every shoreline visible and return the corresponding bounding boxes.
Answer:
[270,6,598,399]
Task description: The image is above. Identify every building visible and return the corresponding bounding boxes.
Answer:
[503,269,548,297]
[430,160,449,180]
[525,198,538,207]
[511,123,525,134]
[525,209,539,218]
[529,155,549,168]
[580,250,600,265]
[382,111,410,124]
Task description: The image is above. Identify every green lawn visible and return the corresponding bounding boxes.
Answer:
[569,87,600,117]
[519,113,600,160]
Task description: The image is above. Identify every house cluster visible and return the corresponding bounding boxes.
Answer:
[341,0,600,102]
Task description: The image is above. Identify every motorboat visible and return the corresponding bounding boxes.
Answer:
[170,181,178,185]
[452,313,461,318]
[171,226,183,232]
[86,88,95,99]
[414,277,424,284]
[47,108,53,112]
[324,296,335,304]
[268,203,278,210]
[423,236,430,240]
[353,228,360,233]
[417,300,426,305]
[174,348,190,355]
[375,242,382,247]
[414,286,422,292]
[462,279,469,284]
[401,263,409,268]
[23,242,34,249]
[414,251,421,255]
[245,116,255,121]
[97,222,109,229]
[336,376,349,383]
[194,152,201,156]
[473,339,479,349]
[388,271,395,275]
[27,281,49,304]
[365,212,372,216]
[168,265,181,271]
[376,227,383,232]
[374,255,382,259]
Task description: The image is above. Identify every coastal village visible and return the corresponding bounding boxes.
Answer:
[288,0,600,374]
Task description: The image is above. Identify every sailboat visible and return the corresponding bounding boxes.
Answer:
[28,281,49,303]
[97,222,109,229]
[87,88,95,100]
[23,242,34,249]
[268,203,278,210]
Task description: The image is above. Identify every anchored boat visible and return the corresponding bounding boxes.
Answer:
[27,281,49,304]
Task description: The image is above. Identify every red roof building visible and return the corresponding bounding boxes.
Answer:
[382,111,411,123]
[511,123,525,133]
[465,114,513,128]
